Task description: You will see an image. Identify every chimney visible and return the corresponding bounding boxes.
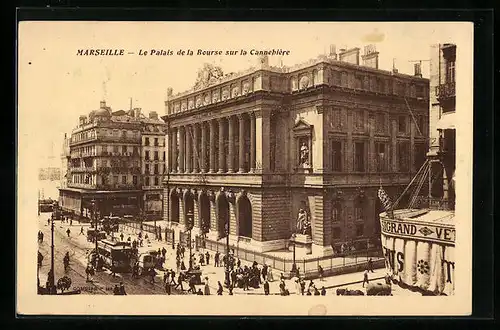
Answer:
[149,111,158,120]
[338,47,360,65]
[100,100,106,109]
[79,115,87,127]
[414,63,422,77]
[329,44,337,60]
[361,44,379,69]
[257,55,269,69]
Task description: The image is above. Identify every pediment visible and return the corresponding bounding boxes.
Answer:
[293,118,313,131]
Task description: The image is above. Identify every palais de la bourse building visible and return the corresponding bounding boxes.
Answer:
[163,45,429,257]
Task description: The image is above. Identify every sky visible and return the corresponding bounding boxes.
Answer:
[18,21,467,167]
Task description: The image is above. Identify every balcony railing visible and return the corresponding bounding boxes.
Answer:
[95,183,142,191]
[435,81,455,99]
[414,196,455,211]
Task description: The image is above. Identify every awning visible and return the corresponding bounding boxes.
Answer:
[436,112,456,130]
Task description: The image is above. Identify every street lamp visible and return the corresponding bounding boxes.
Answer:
[91,199,99,269]
[48,213,56,294]
[290,232,298,278]
[224,221,231,288]
[186,210,194,270]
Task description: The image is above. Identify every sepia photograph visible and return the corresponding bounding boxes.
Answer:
[17,21,473,315]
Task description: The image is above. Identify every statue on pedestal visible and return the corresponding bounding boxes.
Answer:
[296,208,311,236]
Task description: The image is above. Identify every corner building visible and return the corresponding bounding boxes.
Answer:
[163,46,430,257]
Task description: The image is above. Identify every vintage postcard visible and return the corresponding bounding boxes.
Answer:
[17,21,473,315]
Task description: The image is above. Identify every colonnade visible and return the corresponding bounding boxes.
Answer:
[168,113,257,174]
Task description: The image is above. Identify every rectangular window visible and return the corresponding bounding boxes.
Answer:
[145,176,150,186]
[113,145,119,154]
[417,115,425,135]
[145,137,150,146]
[354,142,365,172]
[398,116,406,133]
[446,60,455,83]
[332,227,341,239]
[398,141,410,172]
[154,164,159,174]
[122,176,126,184]
[375,113,385,133]
[154,138,159,146]
[355,76,362,89]
[354,202,364,221]
[356,224,364,237]
[145,164,150,174]
[331,141,342,172]
[154,151,159,160]
[133,176,138,185]
[133,146,138,155]
[332,202,342,222]
[414,143,427,170]
[163,151,166,161]
[113,175,118,183]
[416,85,425,98]
[375,143,387,172]
[145,151,150,160]
[122,145,127,154]
[154,177,159,186]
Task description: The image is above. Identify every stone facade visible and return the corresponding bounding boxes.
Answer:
[162,47,429,256]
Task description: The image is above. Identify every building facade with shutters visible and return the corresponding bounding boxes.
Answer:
[162,46,430,256]
[59,101,166,219]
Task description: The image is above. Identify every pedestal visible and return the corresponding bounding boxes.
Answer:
[288,234,313,255]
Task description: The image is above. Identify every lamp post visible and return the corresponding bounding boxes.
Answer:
[48,212,56,294]
[290,232,298,278]
[91,199,99,269]
[224,221,231,287]
[187,210,194,270]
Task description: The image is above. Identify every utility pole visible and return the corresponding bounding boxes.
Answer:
[49,209,56,294]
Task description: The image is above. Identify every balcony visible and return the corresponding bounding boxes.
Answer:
[70,166,97,173]
[414,196,455,211]
[435,81,455,100]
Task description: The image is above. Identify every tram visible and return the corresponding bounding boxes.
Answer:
[93,239,136,273]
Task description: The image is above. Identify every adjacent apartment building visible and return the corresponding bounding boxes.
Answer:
[162,44,430,257]
[59,101,166,219]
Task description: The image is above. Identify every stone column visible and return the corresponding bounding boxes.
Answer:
[228,116,235,173]
[179,126,185,173]
[171,127,178,173]
[201,122,207,173]
[250,112,256,172]
[193,124,200,173]
[255,110,271,173]
[218,118,226,173]
[209,120,216,173]
[369,115,375,172]
[238,114,246,173]
[186,126,192,173]
[346,112,353,172]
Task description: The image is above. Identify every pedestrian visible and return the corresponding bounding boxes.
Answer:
[280,272,285,282]
[70,219,73,226]
[80,226,84,235]
[163,272,169,284]
[321,286,326,296]
[162,247,167,259]
[214,252,219,267]
[170,270,177,286]
[368,258,374,273]
[217,281,223,295]
[362,270,369,288]
[262,264,268,282]
[205,251,210,265]
[306,289,312,296]
[66,228,71,238]
[120,232,124,241]
[150,268,157,284]
[300,279,306,295]
[267,267,274,282]
[318,265,324,281]
[165,281,171,295]
[47,218,50,226]
[188,276,196,294]
[175,273,184,291]
[204,278,211,295]
[314,287,321,296]
[264,280,270,296]
[196,288,204,295]
[308,280,315,291]
[228,284,233,295]
[237,259,241,268]
[113,285,120,295]
[119,282,127,295]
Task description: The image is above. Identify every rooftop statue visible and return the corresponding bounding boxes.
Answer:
[193,63,224,91]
